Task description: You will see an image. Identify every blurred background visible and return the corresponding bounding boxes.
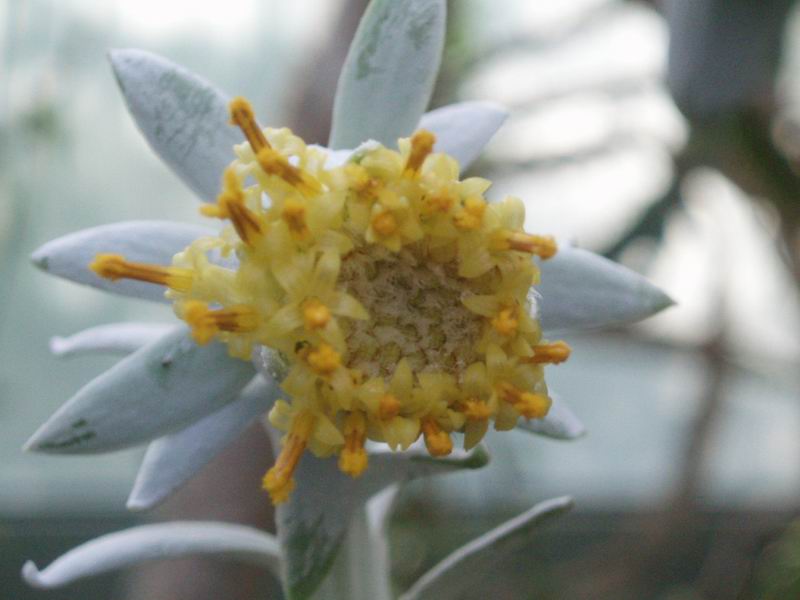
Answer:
[2,0,800,598]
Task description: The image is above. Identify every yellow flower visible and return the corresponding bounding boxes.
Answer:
[90,97,571,504]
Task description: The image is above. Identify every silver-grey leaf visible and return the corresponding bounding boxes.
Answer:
[22,521,281,589]
[329,0,446,149]
[127,375,280,512]
[516,393,586,440]
[537,246,674,333]
[50,322,177,357]
[109,48,241,202]
[311,488,398,600]
[31,221,212,302]
[24,327,254,454]
[275,439,489,600]
[418,101,508,170]
[401,496,574,600]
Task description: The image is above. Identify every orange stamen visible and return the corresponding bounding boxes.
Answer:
[463,398,492,421]
[491,307,519,336]
[421,418,453,456]
[307,343,341,376]
[497,382,551,419]
[201,169,263,245]
[522,341,572,365]
[495,232,557,258]
[183,301,259,345]
[339,412,368,477]
[378,394,401,419]
[229,97,271,153]
[256,148,321,197]
[281,199,311,239]
[90,254,193,292]
[405,129,436,176]
[302,299,331,330]
[262,411,315,504]
[371,210,398,237]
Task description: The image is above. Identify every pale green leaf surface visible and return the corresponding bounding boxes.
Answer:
[329,0,446,149]
[401,496,574,600]
[24,327,254,454]
[127,375,280,511]
[110,48,242,202]
[22,521,281,589]
[31,221,213,302]
[537,246,674,333]
[50,322,177,357]
[275,439,489,600]
[418,101,508,170]
[516,393,586,440]
[312,487,399,600]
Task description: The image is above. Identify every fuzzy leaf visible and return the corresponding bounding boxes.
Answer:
[276,441,489,600]
[24,327,254,454]
[537,246,674,333]
[329,0,446,149]
[31,221,212,302]
[50,322,177,357]
[109,48,241,202]
[127,375,280,511]
[401,496,574,600]
[311,488,399,600]
[22,521,281,589]
[517,393,586,440]
[418,101,508,170]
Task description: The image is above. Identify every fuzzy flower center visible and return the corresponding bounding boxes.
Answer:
[340,248,482,378]
[89,97,572,505]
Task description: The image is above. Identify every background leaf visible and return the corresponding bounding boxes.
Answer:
[22,521,281,589]
[400,496,574,600]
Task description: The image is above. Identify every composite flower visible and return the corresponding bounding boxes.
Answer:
[22,1,677,596]
[89,97,570,504]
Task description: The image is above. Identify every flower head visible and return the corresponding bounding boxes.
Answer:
[90,97,571,504]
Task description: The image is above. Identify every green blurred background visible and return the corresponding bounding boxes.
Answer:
[2,0,800,598]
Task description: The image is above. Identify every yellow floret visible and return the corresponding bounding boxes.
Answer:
[263,410,315,504]
[307,343,341,376]
[339,412,368,477]
[421,418,453,456]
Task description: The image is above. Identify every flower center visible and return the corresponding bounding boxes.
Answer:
[339,247,482,378]
[88,97,573,505]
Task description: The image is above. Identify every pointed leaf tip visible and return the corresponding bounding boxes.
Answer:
[109,48,241,202]
[30,221,213,302]
[329,0,447,149]
[25,327,253,454]
[537,246,675,333]
[22,521,281,590]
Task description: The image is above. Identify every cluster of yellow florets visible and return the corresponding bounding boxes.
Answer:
[89,97,571,504]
